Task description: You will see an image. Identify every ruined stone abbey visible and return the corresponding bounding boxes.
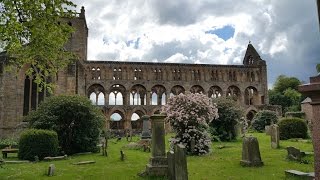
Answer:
[0,7,279,137]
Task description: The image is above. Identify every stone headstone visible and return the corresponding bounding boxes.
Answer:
[141,115,151,139]
[167,151,175,180]
[265,125,271,135]
[141,114,168,176]
[190,138,195,154]
[285,170,315,180]
[174,144,188,180]
[72,161,96,165]
[270,124,280,149]
[287,146,304,161]
[120,150,125,161]
[240,136,263,167]
[47,164,55,176]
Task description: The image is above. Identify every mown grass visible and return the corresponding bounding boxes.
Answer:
[0,133,314,180]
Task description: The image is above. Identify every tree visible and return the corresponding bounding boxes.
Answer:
[317,64,320,73]
[210,97,243,141]
[273,75,301,93]
[269,75,302,114]
[162,93,218,155]
[26,95,105,155]
[0,0,77,92]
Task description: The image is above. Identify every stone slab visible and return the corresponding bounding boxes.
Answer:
[72,161,96,165]
[285,170,314,180]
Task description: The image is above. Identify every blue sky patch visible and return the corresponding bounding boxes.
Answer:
[205,25,235,41]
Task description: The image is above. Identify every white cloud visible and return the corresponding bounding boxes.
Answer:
[72,0,319,85]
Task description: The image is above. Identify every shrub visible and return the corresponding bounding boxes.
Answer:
[251,110,278,132]
[0,138,18,149]
[18,129,58,161]
[162,93,218,155]
[278,118,308,140]
[26,95,104,154]
[285,111,305,119]
[210,97,243,141]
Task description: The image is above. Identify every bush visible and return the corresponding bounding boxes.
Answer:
[18,129,58,161]
[285,111,305,119]
[0,138,18,149]
[251,110,278,132]
[25,95,104,154]
[162,93,218,155]
[210,98,243,141]
[278,118,308,140]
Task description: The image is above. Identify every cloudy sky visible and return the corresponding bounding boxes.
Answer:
[72,0,319,87]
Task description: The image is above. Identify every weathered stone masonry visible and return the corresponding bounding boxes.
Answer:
[0,7,278,137]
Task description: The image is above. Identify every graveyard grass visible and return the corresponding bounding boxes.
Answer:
[0,133,314,180]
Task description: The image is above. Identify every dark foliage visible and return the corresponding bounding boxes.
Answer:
[26,95,104,154]
[210,97,243,141]
[18,129,58,161]
[251,110,278,132]
[278,118,308,140]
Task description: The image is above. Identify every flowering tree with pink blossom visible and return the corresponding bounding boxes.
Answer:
[162,92,219,155]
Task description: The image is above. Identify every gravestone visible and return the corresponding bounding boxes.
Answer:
[174,144,188,180]
[240,136,263,167]
[265,125,271,135]
[120,150,125,161]
[141,115,151,139]
[190,138,195,154]
[287,146,304,161]
[285,170,314,180]
[167,151,175,180]
[47,164,55,176]
[270,124,280,149]
[142,114,168,176]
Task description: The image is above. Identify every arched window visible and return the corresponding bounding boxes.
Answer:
[109,84,125,105]
[110,112,124,129]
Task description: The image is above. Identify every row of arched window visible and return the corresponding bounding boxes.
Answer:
[88,84,261,106]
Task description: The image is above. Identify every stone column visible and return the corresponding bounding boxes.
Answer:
[144,114,168,176]
[298,74,320,179]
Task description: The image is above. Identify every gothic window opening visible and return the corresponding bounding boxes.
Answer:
[170,85,185,96]
[131,111,143,130]
[208,86,222,98]
[130,84,147,105]
[244,86,259,105]
[227,85,241,102]
[23,75,45,115]
[190,85,204,94]
[173,69,182,81]
[113,68,122,80]
[109,84,125,105]
[87,84,105,105]
[110,112,124,129]
[154,68,162,80]
[151,85,166,105]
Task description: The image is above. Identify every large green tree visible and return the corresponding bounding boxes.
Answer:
[269,75,302,114]
[0,0,77,92]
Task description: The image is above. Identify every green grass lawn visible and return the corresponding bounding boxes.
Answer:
[0,133,314,180]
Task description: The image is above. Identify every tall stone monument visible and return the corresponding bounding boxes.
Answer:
[143,114,168,176]
[298,74,320,179]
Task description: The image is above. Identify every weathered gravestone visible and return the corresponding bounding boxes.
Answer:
[190,138,195,154]
[270,124,280,149]
[141,114,168,176]
[47,164,55,176]
[141,115,151,139]
[174,144,188,180]
[120,150,125,161]
[287,146,305,161]
[167,144,188,180]
[285,170,314,180]
[265,125,271,135]
[240,136,263,167]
